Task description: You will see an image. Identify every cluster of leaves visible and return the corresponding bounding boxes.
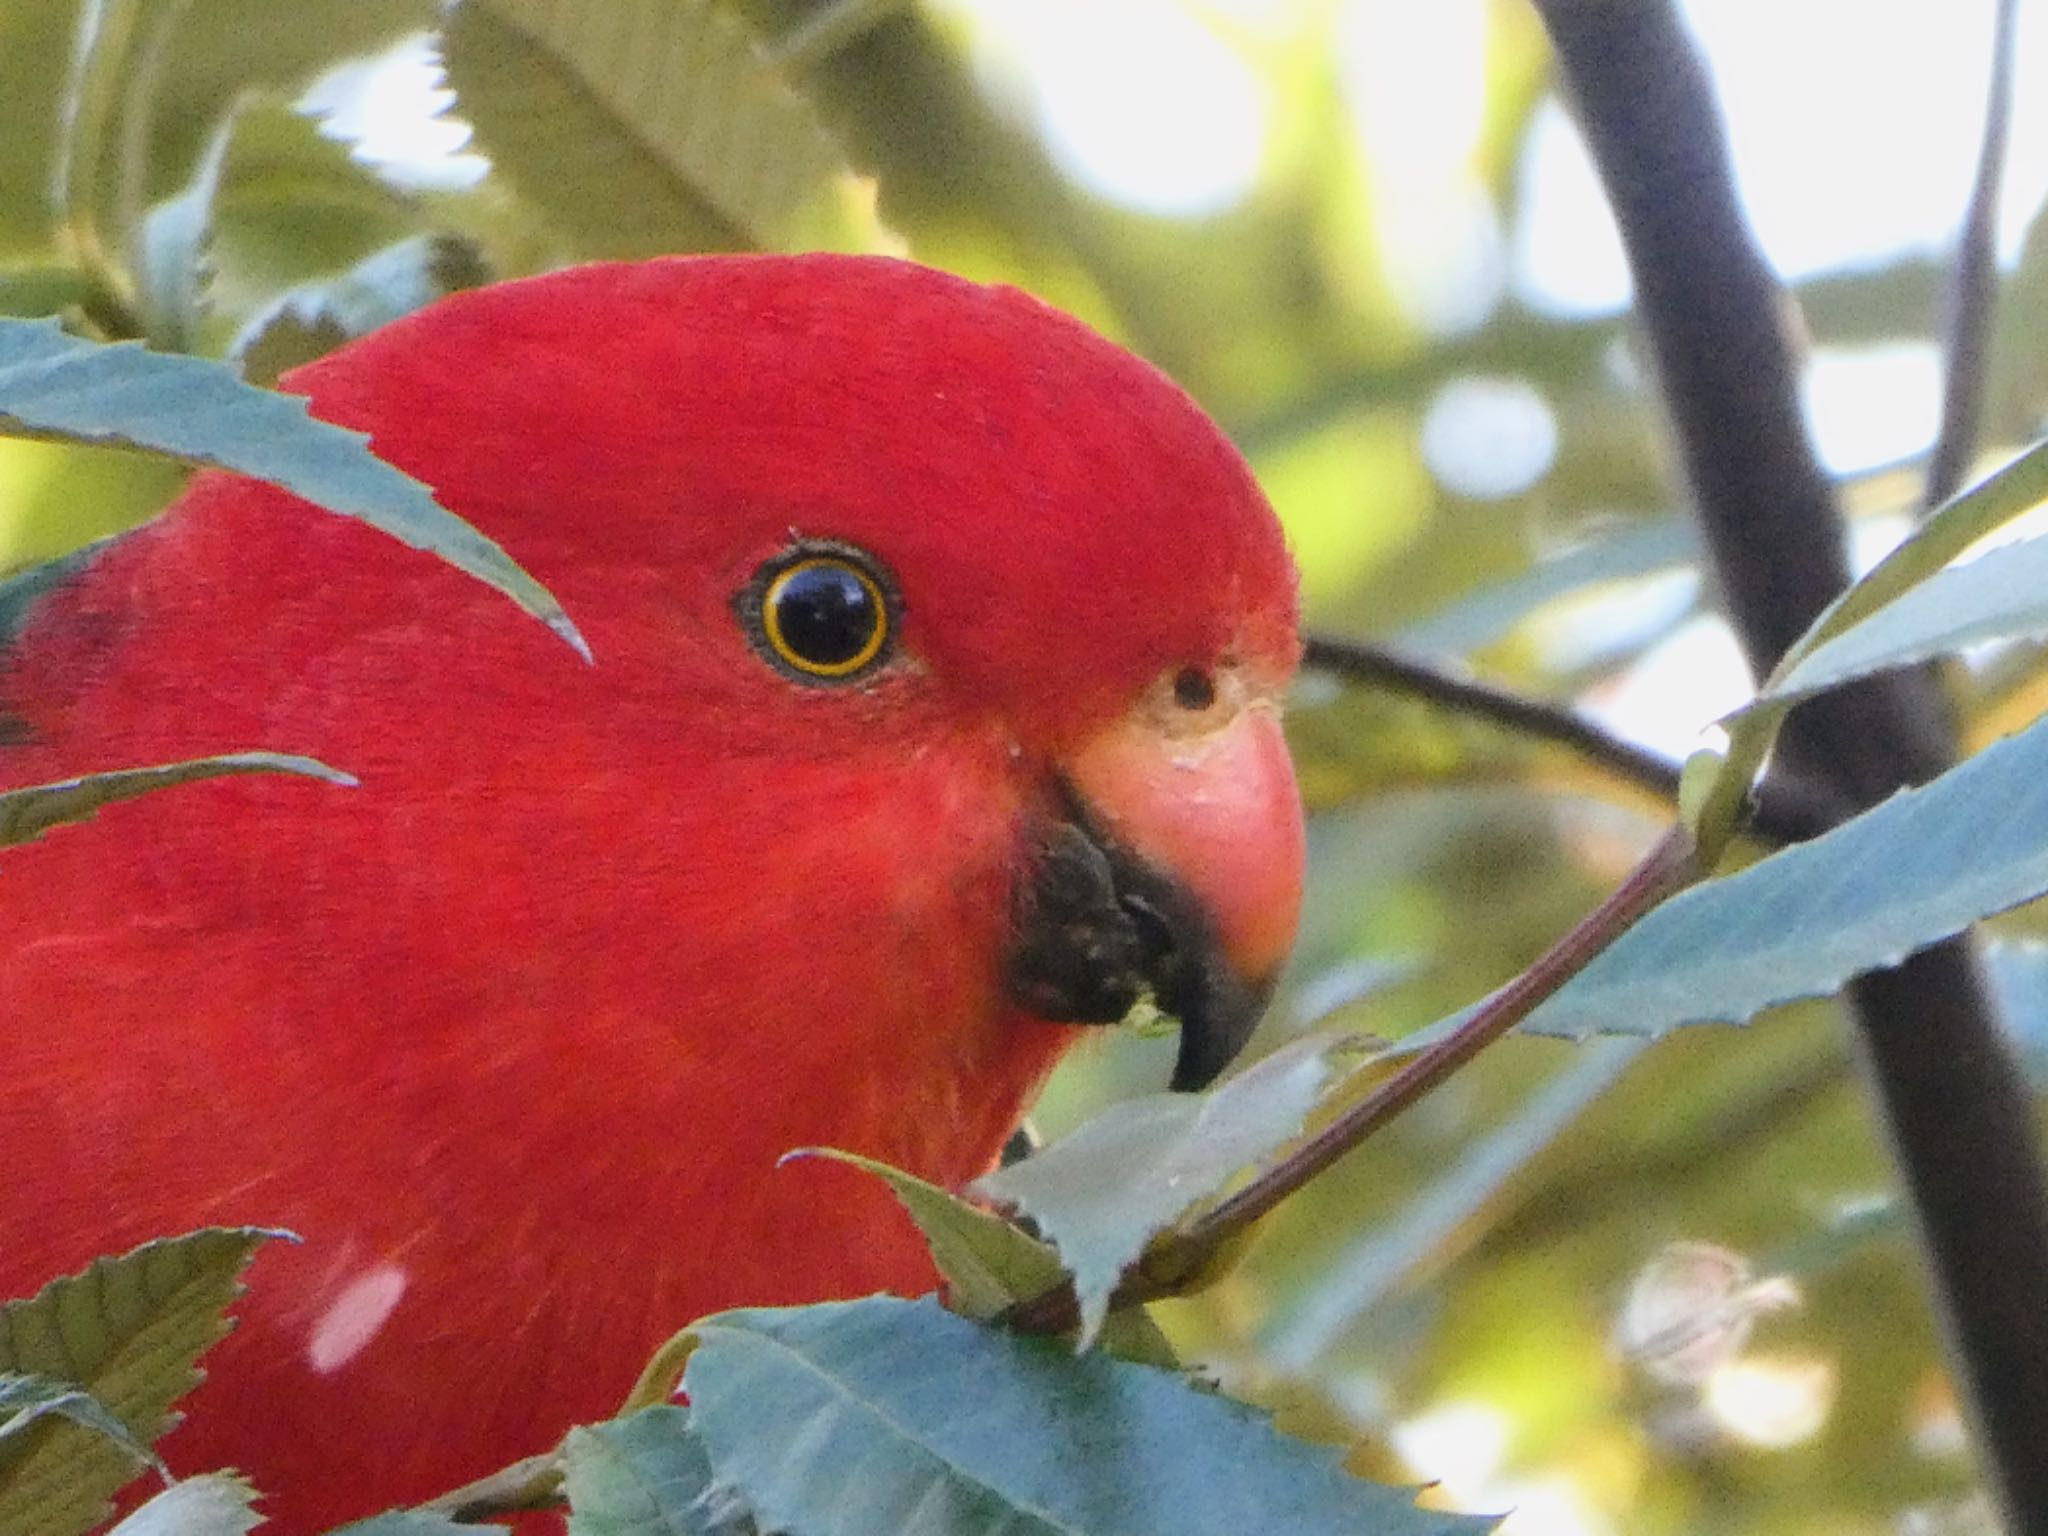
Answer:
[12,0,2048,1531]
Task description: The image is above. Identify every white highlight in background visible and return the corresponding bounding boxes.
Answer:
[1803,343,1944,478]
[1421,376,1559,500]
[1339,0,1504,332]
[302,35,483,188]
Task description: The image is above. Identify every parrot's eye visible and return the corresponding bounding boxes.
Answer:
[1172,667,1218,711]
[744,549,895,682]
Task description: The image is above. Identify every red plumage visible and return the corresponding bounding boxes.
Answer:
[1,255,1300,1529]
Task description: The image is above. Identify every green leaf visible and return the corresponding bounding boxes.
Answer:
[49,0,137,292]
[1766,529,2048,704]
[107,1473,262,1536]
[975,1034,1361,1346]
[118,1,438,221]
[227,300,348,390]
[563,1406,751,1536]
[683,1298,1492,1536]
[0,752,354,850]
[228,232,489,386]
[135,93,412,351]
[790,1150,1180,1370]
[440,0,889,256]
[133,97,238,351]
[0,316,587,655]
[196,114,425,339]
[0,1373,155,1470]
[0,1229,282,1536]
[786,1150,1065,1321]
[1520,708,2048,1038]
[1692,434,2048,858]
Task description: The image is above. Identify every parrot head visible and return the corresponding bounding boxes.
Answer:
[249,253,1307,1091]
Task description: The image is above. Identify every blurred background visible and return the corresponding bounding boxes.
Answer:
[6,1,2047,1530]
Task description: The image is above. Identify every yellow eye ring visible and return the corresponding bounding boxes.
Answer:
[756,554,891,680]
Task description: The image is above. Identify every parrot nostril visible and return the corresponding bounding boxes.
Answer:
[1172,666,1217,712]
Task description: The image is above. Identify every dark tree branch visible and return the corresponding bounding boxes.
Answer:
[1923,0,2020,510]
[1304,634,1682,795]
[1532,2,2048,1527]
[1301,633,1846,841]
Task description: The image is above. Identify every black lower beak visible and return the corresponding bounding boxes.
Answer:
[1002,803,1276,1091]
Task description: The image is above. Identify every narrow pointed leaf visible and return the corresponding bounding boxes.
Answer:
[442,0,889,256]
[1767,530,2048,704]
[0,317,586,655]
[1523,709,2048,1038]
[0,1229,282,1536]
[136,93,415,352]
[975,1034,1361,1346]
[133,101,239,350]
[1781,435,2048,676]
[0,753,353,850]
[788,1150,1065,1321]
[684,1298,1493,1536]
[1692,434,2048,857]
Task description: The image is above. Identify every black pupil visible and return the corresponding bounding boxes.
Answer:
[1173,667,1217,710]
[776,563,877,667]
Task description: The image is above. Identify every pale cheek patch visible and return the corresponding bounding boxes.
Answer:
[307,1263,408,1374]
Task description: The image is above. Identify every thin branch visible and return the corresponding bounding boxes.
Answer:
[1184,828,1695,1243]
[1304,634,1678,794]
[1532,2,2048,1527]
[1006,826,1700,1335]
[1302,632,1847,841]
[1922,0,2020,510]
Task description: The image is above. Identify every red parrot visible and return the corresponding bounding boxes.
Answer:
[0,255,1304,1530]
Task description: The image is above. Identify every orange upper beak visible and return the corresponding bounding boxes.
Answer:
[1065,700,1304,994]
[1005,690,1304,1089]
